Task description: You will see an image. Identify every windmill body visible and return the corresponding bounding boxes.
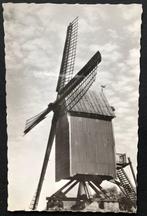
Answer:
[56,90,116,182]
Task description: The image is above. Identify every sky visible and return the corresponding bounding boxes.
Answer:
[3,3,142,211]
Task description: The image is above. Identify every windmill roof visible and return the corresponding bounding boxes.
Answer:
[67,90,115,119]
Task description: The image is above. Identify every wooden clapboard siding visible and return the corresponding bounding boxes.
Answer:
[69,116,116,178]
[55,114,70,181]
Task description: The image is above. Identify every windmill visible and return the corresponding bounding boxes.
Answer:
[24,17,101,210]
[24,17,136,211]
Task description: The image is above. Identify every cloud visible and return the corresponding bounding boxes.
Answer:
[107,29,119,40]
[120,4,142,21]
[126,48,140,67]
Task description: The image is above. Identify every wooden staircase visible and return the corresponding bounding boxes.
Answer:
[116,164,136,208]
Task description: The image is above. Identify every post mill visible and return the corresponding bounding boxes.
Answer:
[24,17,137,211]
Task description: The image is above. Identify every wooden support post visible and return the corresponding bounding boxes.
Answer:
[62,180,79,195]
[83,182,91,200]
[49,179,75,198]
[88,181,101,197]
[114,180,128,198]
[77,181,85,199]
[92,181,110,199]
[128,157,137,186]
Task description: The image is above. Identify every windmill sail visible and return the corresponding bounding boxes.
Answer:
[32,114,57,210]
[24,108,49,135]
[56,17,78,93]
[63,65,98,111]
[57,51,101,105]
[24,51,101,135]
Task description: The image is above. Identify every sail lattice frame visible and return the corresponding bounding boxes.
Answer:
[62,65,98,111]
[56,17,78,93]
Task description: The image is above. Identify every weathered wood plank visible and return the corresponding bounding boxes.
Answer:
[69,116,116,179]
[55,114,70,181]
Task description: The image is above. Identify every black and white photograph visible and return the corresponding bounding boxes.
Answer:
[3,3,141,212]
